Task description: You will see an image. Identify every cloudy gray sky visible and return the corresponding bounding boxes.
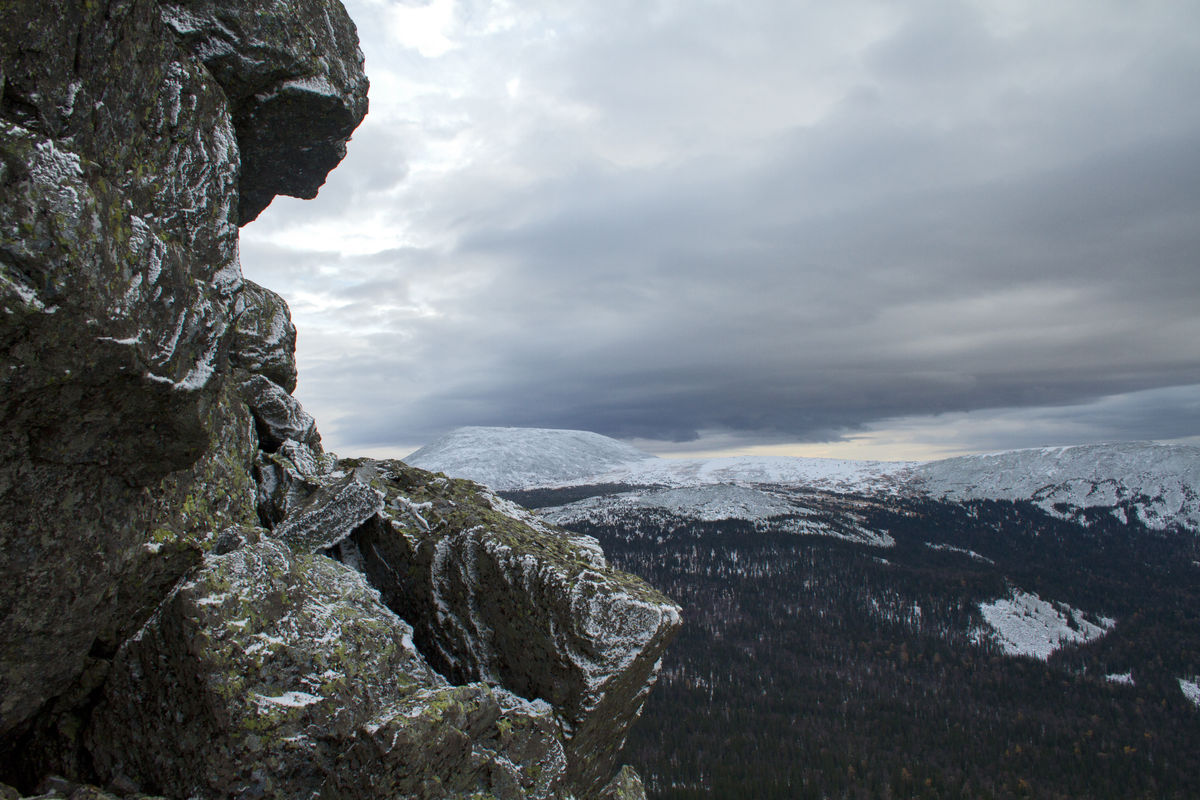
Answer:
[240,0,1200,461]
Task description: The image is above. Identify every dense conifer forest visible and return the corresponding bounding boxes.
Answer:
[506,489,1200,799]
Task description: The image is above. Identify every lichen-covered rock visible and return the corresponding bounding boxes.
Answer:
[230,280,299,392]
[158,0,369,223]
[0,377,260,786]
[86,538,567,800]
[6,774,166,800]
[346,461,682,798]
[1,0,252,741]
[2,0,679,796]
[597,766,648,800]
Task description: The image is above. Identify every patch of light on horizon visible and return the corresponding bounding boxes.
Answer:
[629,385,1200,463]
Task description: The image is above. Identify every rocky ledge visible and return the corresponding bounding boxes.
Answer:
[0,1,679,798]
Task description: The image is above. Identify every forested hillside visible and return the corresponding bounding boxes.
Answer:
[509,488,1200,799]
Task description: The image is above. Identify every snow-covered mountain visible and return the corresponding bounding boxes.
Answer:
[910,442,1200,531]
[405,427,1200,532]
[404,426,655,491]
[587,454,914,494]
[407,426,913,493]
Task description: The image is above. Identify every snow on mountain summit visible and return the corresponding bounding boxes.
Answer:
[405,426,914,493]
[403,426,656,491]
[910,442,1200,531]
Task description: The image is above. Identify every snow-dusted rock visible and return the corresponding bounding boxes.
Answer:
[86,538,567,799]
[0,0,258,737]
[238,373,321,450]
[230,280,299,392]
[345,460,682,798]
[0,778,165,799]
[159,0,369,223]
[2,3,674,796]
[598,765,649,800]
[272,469,385,553]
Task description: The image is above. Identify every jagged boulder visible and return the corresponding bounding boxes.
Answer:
[238,373,321,450]
[272,467,384,552]
[598,767,648,800]
[230,280,299,392]
[86,537,568,799]
[158,0,370,223]
[0,776,166,799]
[344,461,682,797]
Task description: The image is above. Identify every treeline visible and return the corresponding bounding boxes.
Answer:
[559,496,1200,799]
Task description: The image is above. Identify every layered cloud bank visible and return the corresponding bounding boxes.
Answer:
[244,0,1200,458]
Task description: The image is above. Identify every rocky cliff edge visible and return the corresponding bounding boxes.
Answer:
[0,2,679,798]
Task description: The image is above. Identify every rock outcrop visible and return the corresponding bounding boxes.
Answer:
[0,1,678,798]
[346,466,679,797]
[158,0,370,224]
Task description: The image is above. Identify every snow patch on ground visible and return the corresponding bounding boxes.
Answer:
[405,428,1198,533]
[593,455,915,494]
[406,426,914,493]
[406,426,654,491]
[542,484,798,525]
[924,542,995,564]
[1179,677,1200,706]
[253,690,322,710]
[978,589,1114,661]
[1106,672,1135,686]
[540,484,895,547]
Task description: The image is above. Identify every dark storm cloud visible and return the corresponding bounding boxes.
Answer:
[243,0,1200,456]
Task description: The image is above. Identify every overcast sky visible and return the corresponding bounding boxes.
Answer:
[240,0,1200,461]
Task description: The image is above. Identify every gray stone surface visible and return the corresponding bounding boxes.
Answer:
[86,538,567,800]
[237,373,320,450]
[0,0,253,743]
[0,1,676,796]
[346,461,682,798]
[598,766,648,800]
[230,280,299,393]
[273,469,385,553]
[159,0,369,223]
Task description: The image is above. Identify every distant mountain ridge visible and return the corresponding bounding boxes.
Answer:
[406,427,1200,532]
[910,442,1200,531]
[405,426,656,490]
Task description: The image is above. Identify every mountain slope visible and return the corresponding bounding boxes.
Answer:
[405,426,655,490]
[911,442,1200,531]
[407,426,913,493]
